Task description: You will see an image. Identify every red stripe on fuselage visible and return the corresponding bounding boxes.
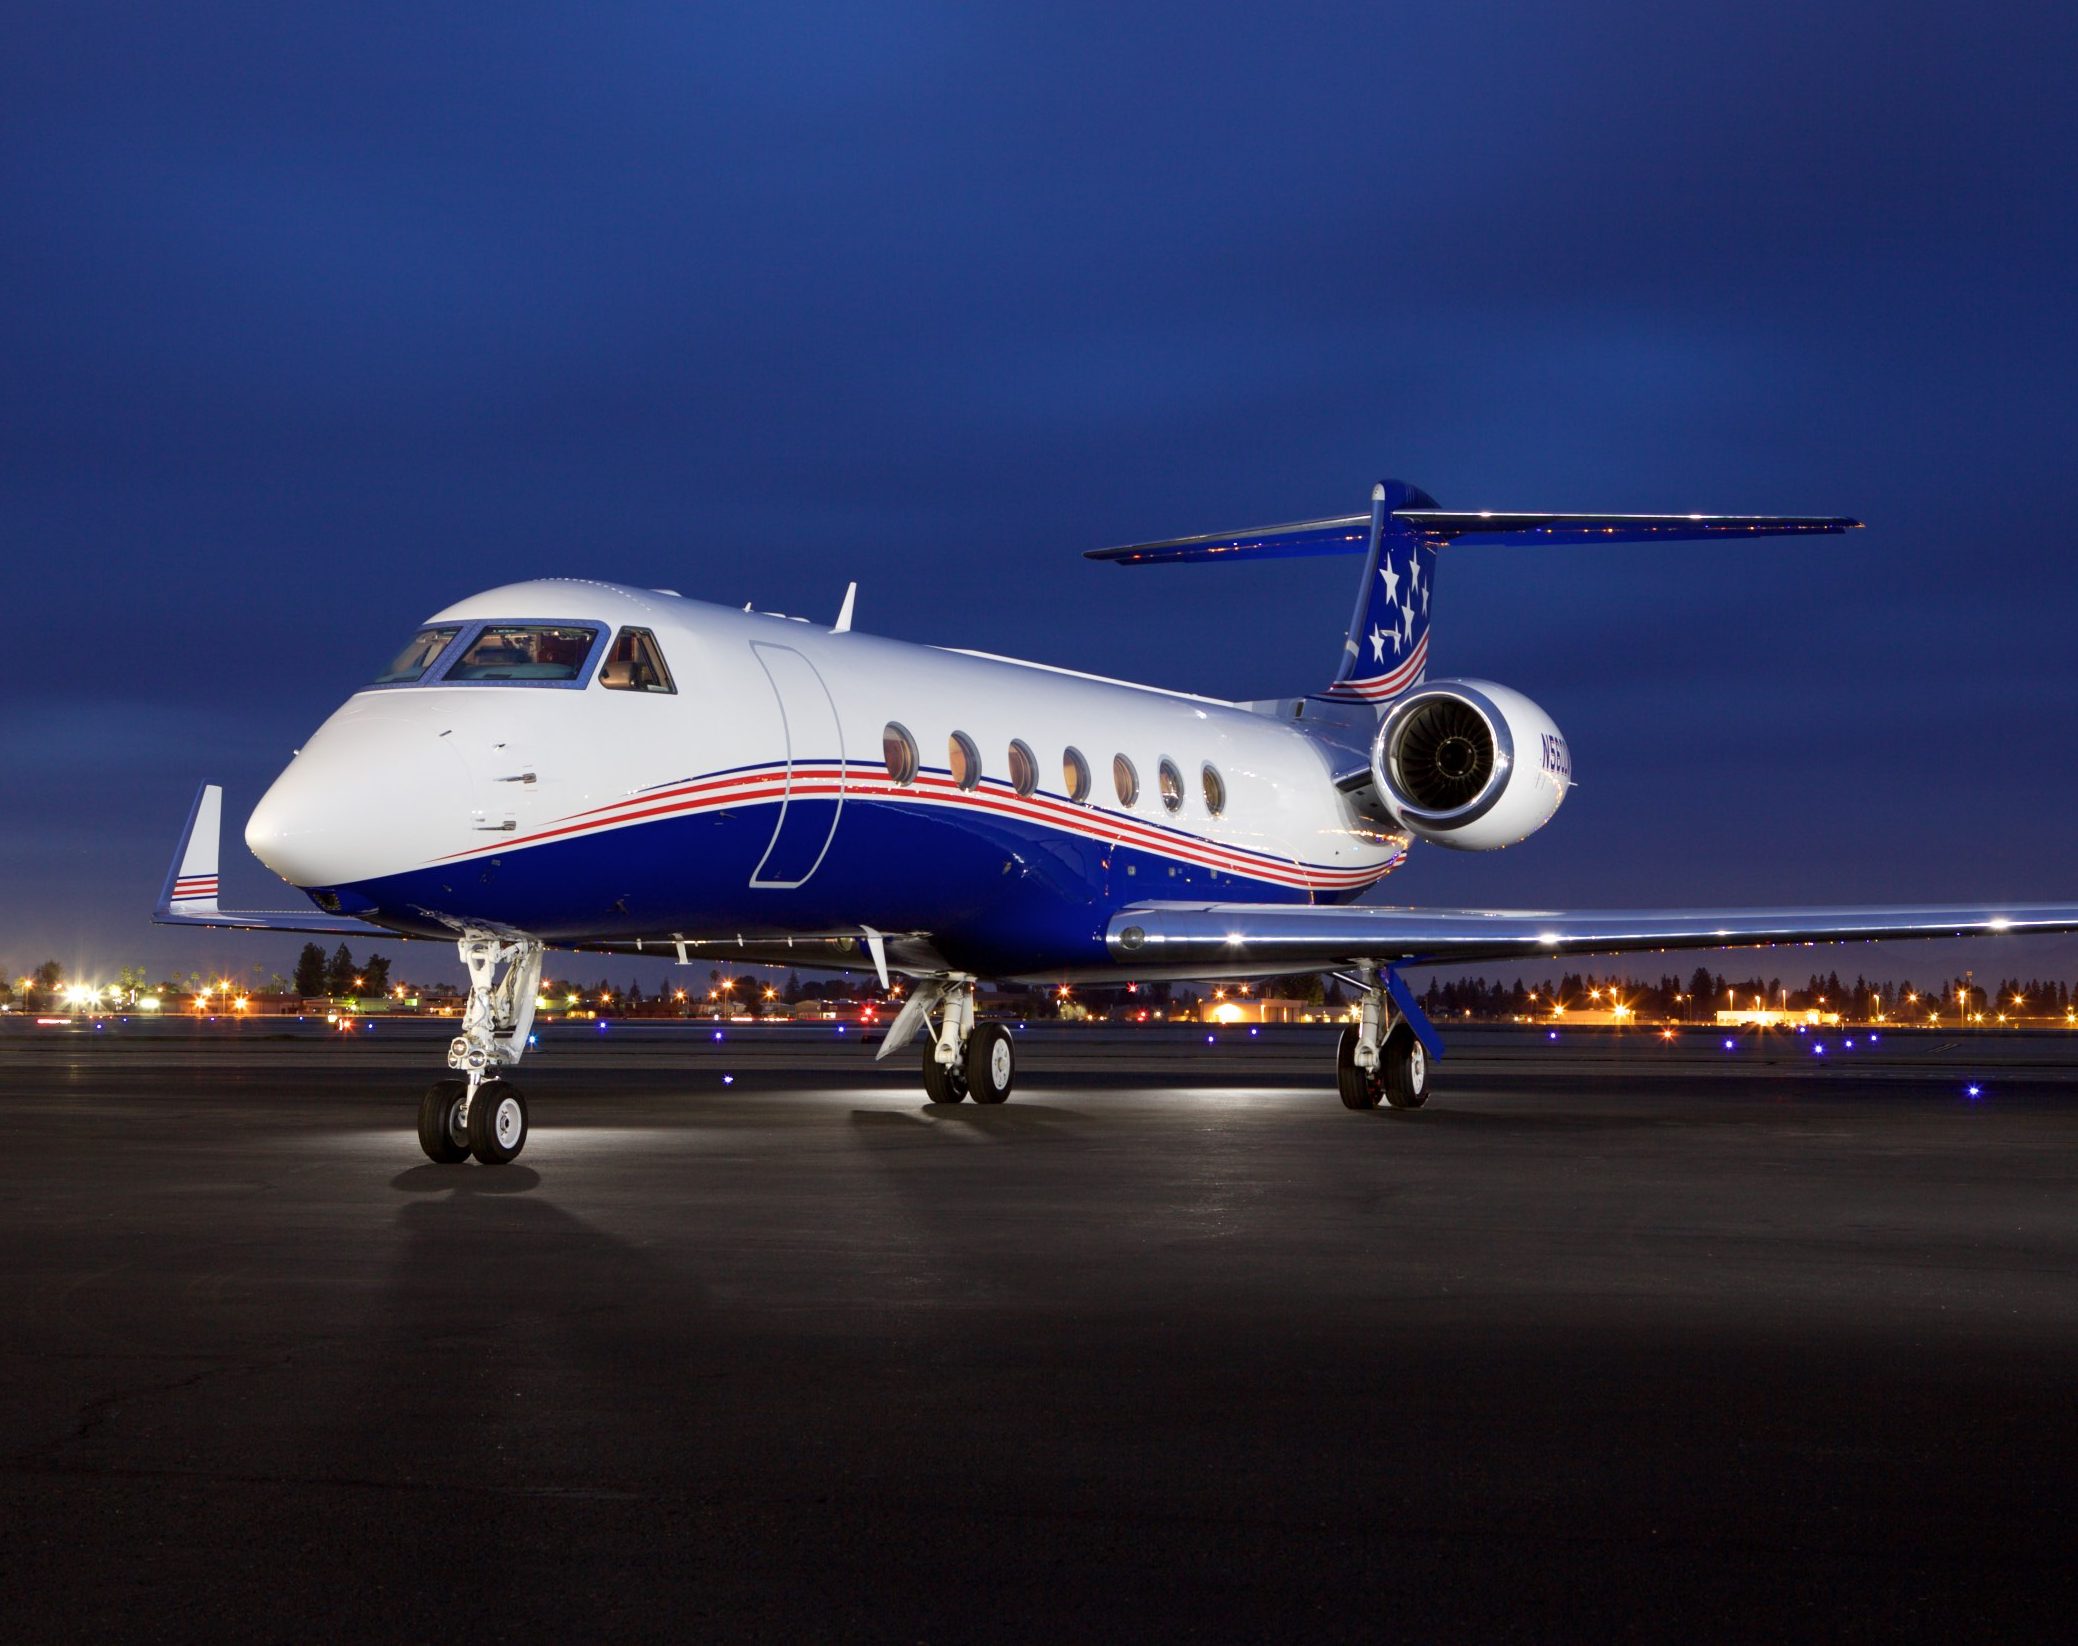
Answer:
[433,761,1398,890]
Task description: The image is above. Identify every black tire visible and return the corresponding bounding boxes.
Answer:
[1335,1026,1383,1110]
[1381,1021,1431,1110]
[468,1080,529,1164]
[921,1045,968,1104]
[966,1024,1014,1104]
[418,1078,472,1163]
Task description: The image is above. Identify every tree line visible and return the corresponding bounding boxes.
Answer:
[1415,968,2078,1021]
[291,943,392,997]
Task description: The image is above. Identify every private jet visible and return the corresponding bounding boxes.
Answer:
[157,480,2078,1163]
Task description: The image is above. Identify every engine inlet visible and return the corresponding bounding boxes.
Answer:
[1386,696,1495,812]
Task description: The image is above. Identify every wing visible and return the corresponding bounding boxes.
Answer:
[1106,901,2078,973]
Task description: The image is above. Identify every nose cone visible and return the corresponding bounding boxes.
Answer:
[247,703,471,887]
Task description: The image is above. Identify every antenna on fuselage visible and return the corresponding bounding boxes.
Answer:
[833,581,857,633]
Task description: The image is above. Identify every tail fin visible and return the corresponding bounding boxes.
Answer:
[1316,480,1437,709]
[1085,478,1859,718]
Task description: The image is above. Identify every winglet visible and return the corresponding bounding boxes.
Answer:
[159,783,222,915]
[153,782,389,935]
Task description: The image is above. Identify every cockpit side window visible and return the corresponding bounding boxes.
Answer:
[372,626,462,685]
[598,627,675,694]
[442,624,599,682]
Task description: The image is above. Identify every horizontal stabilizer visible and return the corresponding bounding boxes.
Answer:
[153,783,391,937]
[1107,900,2078,972]
[1087,508,1859,566]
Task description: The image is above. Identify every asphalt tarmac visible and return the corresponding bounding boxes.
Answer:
[4,1019,2076,1641]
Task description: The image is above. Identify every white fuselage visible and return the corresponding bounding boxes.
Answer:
[247,579,1404,978]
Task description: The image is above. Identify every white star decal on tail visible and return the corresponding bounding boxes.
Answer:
[1367,624,1388,663]
[1401,601,1416,643]
[1378,558,1400,607]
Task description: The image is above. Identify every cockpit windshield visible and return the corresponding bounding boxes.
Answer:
[372,626,461,684]
[443,625,599,682]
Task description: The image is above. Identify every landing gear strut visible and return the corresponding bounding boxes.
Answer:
[1336,967,1434,1111]
[903,976,1014,1105]
[417,935,543,1164]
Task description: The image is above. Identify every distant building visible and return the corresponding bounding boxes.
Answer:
[1196,996,1327,1025]
[1715,1007,1841,1027]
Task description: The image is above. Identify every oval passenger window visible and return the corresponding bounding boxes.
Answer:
[1064,747,1091,803]
[1202,763,1226,817]
[1158,758,1183,813]
[1113,754,1139,808]
[1008,739,1038,798]
[883,723,918,786]
[949,731,982,791]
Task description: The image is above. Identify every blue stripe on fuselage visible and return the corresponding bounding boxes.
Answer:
[319,791,1347,974]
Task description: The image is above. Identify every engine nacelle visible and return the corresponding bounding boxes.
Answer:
[1370,679,1571,851]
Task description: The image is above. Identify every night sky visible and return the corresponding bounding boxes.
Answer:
[7,3,2076,987]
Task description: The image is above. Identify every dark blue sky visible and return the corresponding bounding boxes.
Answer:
[6,2,2076,985]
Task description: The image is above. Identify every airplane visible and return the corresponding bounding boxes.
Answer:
[155,478,2078,1164]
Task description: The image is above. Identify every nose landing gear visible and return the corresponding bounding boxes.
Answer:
[417,935,543,1164]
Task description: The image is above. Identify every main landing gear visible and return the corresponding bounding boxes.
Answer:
[1335,968,1434,1111]
[417,935,543,1165]
[905,977,1014,1105]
